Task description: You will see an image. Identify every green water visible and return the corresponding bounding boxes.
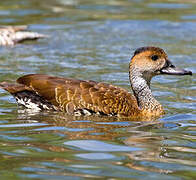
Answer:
[0,0,195,179]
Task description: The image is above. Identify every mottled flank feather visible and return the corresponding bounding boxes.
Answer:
[0,74,139,117]
[0,25,46,46]
[14,91,55,111]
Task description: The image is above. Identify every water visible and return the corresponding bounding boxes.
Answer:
[0,0,195,179]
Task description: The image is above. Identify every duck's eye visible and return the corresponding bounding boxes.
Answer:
[151,55,159,61]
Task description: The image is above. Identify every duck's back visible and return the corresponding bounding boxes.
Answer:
[1,74,139,116]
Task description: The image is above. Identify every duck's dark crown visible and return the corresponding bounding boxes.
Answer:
[133,46,166,58]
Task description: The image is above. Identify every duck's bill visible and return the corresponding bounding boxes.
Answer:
[160,60,192,76]
[161,67,192,75]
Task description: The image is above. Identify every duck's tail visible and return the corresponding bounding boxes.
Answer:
[0,82,55,111]
[0,82,27,94]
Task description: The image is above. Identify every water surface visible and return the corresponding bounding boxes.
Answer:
[0,0,195,179]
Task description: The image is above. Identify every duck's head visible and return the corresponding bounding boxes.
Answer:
[130,46,192,82]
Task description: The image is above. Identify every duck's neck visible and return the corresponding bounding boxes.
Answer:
[129,67,162,112]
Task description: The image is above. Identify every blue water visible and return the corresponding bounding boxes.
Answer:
[0,0,195,179]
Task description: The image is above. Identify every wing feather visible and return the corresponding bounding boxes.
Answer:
[16,74,138,116]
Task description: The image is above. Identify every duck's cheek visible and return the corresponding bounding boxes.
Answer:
[153,61,165,74]
[158,59,166,68]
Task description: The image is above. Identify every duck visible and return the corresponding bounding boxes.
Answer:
[0,25,46,46]
[0,47,192,118]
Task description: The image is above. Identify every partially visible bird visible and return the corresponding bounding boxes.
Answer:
[0,25,46,46]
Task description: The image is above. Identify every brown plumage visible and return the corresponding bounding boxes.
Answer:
[0,25,46,46]
[0,47,192,118]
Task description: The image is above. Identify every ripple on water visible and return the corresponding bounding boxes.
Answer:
[64,140,142,152]
[0,0,195,179]
[148,3,191,9]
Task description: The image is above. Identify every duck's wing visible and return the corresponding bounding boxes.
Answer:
[0,74,137,116]
[0,25,46,46]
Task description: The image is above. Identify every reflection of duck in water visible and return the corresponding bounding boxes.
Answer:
[15,110,162,142]
[0,47,192,119]
[0,25,46,46]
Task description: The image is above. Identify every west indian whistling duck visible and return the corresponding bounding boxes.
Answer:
[0,25,46,46]
[0,47,192,118]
